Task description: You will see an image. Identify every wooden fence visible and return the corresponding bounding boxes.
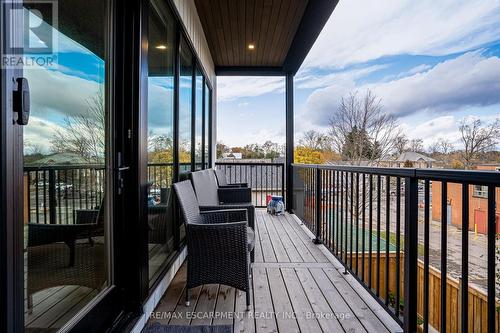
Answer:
[348,252,499,332]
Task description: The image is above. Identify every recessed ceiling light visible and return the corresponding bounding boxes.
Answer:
[248,44,255,50]
[156,45,167,50]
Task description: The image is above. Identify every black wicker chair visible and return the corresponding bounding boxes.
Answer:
[190,169,254,227]
[214,168,248,188]
[191,169,255,262]
[174,180,254,310]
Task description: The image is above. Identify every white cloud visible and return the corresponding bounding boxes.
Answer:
[302,52,500,126]
[217,76,284,102]
[296,64,388,90]
[400,115,460,147]
[303,0,500,69]
[25,65,102,120]
[24,116,64,154]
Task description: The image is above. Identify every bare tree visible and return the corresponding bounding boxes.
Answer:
[459,118,500,169]
[394,134,409,155]
[51,90,105,163]
[328,90,401,165]
[409,138,424,153]
[299,130,332,151]
[429,137,454,154]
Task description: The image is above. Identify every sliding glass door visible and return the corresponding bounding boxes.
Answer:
[194,67,203,170]
[179,36,193,175]
[146,0,176,286]
[18,0,111,331]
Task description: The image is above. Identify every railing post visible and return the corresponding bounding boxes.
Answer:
[285,73,294,212]
[404,174,418,332]
[281,164,285,204]
[314,167,322,244]
[48,168,57,224]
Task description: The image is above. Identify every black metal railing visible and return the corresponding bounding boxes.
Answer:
[215,162,285,207]
[24,163,193,225]
[24,162,284,224]
[292,163,500,333]
[25,165,105,225]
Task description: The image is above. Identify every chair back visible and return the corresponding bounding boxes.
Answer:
[173,180,201,224]
[190,169,219,205]
[214,169,228,186]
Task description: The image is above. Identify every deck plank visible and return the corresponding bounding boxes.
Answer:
[257,213,277,262]
[262,213,289,262]
[309,267,367,333]
[151,264,187,325]
[149,210,401,333]
[212,285,236,326]
[234,285,256,333]
[191,284,220,325]
[323,267,390,333]
[169,285,202,325]
[253,211,265,263]
[266,268,300,333]
[253,267,278,333]
[280,268,322,333]
[295,268,346,333]
[282,214,329,263]
[271,215,303,262]
[274,213,316,262]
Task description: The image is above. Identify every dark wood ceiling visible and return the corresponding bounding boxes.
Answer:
[194,0,309,69]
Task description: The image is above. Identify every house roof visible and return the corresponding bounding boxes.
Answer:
[194,0,338,75]
[395,151,436,162]
[27,153,91,166]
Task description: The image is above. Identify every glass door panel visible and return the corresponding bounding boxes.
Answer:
[194,68,203,170]
[204,83,210,168]
[147,0,175,286]
[179,36,193,174]
[21,1,110,330]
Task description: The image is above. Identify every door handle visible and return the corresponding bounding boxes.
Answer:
[116,153,129,195]
[14,77,30,125]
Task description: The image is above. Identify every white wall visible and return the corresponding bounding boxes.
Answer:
[170,0,215,85]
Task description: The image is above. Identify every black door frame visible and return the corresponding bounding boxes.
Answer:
[0,0,140,331]
[1,1,24,331]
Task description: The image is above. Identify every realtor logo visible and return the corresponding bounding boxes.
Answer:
[2,0,58,69]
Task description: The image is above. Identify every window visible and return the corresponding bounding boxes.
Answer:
[179,36,193,174]
[22,0,110,329]
[147,0,175,286]
[204,83,211,168]
[194,67,203,170]
[473,185,488,198]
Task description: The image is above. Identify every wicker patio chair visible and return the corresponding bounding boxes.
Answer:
[173,180,254,310]
[190,169,255,262]
[190,169,254,227]
[214,168,248,188]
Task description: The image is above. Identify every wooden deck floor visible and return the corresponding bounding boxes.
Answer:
[147,210,402,333]
[25,243,165,331]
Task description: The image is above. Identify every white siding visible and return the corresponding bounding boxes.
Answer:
[171,0,215,85]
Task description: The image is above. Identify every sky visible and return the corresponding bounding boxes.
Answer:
[217,0,500,149]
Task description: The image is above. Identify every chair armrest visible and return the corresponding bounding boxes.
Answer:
[219,183,248,188]
[218,187,251,203]
[200,209,248,224]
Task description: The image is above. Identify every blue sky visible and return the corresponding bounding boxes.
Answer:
[217,0,500,149]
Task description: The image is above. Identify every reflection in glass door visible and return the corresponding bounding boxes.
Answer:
[194,68,203,170]
[179,36,193,174]
[147,0,176,286]
[21,1,110,330]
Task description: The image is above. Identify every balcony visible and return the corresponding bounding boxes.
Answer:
[23,162,500,332]
[146,209,401,333]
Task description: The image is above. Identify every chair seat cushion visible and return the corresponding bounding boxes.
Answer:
[247,227,255,252]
